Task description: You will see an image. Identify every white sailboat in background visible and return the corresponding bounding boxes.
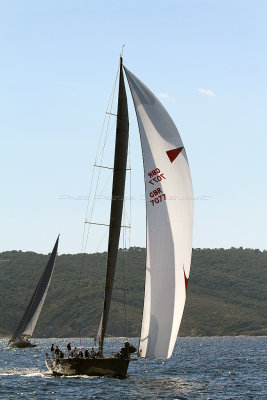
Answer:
[46,55,193,376]
[9,236,59,348]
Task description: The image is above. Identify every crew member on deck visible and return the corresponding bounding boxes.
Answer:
[78,350,83,358]
[55,345,60,358]
[50,344,55,358]
[67,342,71,355]
[117,342,136,359]
[90,348,96,358]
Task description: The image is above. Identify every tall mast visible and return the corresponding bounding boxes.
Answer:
[98,57,129,354]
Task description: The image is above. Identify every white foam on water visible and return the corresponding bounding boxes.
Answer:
[0,369,105,379]
[0,368,50,378]
[63,374,103,379]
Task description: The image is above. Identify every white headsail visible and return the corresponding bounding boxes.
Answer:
[124,67,193,359]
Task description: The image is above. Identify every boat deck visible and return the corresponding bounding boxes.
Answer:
[46,356,130,377]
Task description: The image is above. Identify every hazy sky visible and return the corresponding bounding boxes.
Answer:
[1,0,266,254]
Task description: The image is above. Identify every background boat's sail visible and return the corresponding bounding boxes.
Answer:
[10,236,59,341]
[98,59,129,353]
[124,67,193,359]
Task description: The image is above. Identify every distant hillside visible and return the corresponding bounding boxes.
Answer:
[0,247,266,338]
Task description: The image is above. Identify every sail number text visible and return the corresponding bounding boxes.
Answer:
[149,188,166,206]
[147,169,167,206]
[148,168,166,185]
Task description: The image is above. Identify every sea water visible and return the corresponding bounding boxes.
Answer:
[0,337,266,399]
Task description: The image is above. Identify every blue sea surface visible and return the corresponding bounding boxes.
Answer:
[0,337,266,399]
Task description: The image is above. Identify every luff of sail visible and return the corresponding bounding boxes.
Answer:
[98,58,129,353]
[124,67,193,359]
[10,236,59,342]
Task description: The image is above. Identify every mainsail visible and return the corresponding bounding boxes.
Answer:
[98,58,129,353]
[10,236,59,341]
[124,67,193,359]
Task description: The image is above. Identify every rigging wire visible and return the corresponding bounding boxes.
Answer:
[81,76,119,254]
[74,57,132,343]
[95,228,109,253]
[97,170,114,199]
[74,62,121,339]
[82,73,119,256]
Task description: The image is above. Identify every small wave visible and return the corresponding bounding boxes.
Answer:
[0,368,50,378]
[63,374,101,379]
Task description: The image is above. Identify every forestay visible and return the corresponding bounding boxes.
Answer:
[124,67,193,359]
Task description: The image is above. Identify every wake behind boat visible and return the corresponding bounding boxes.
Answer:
[46,54,193,377]
[9,236,59,348]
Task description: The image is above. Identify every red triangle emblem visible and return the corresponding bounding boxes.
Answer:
[166,147,184,163]
[183,266,189,292]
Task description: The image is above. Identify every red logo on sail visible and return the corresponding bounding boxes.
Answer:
[183,265,189,292]
[166,147,184,163]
